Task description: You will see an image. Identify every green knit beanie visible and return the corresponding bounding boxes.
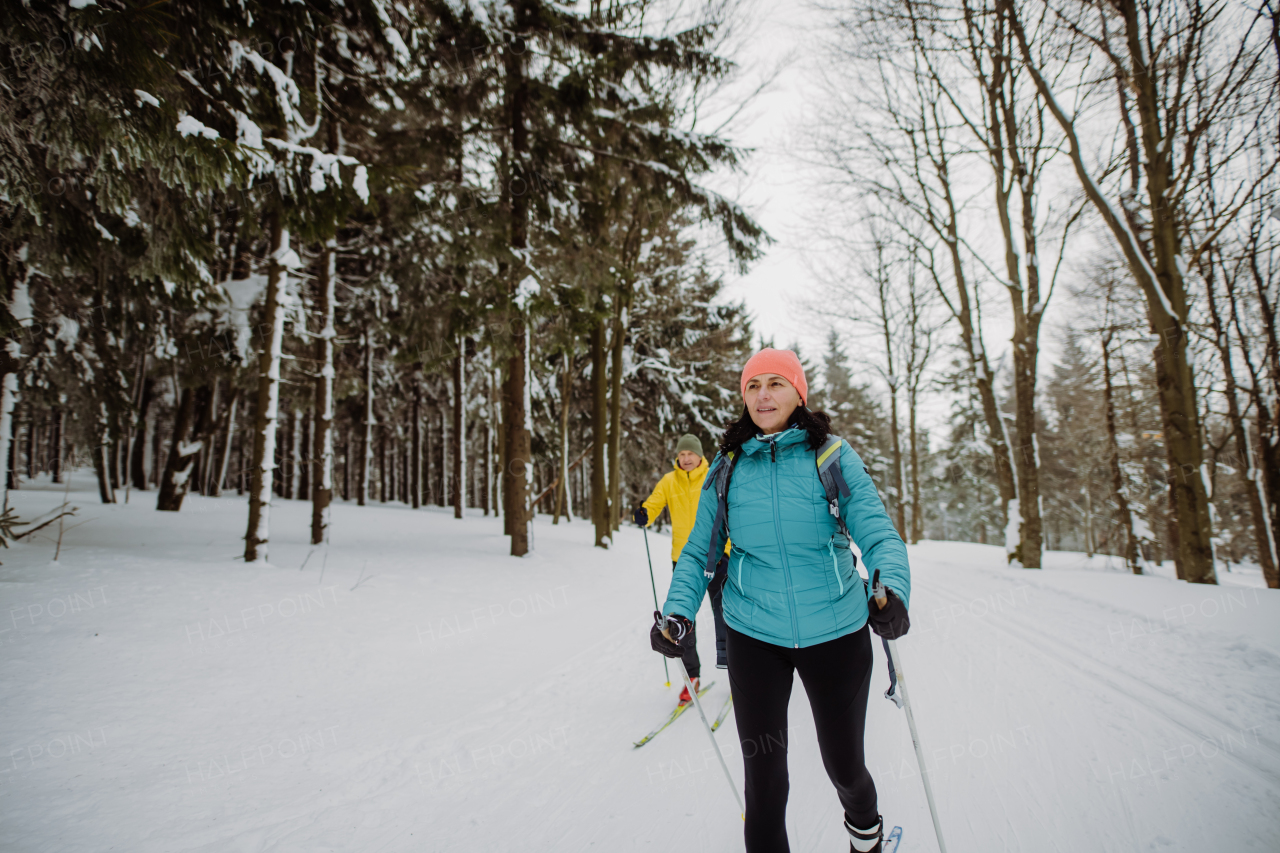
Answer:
[675,434,703,457]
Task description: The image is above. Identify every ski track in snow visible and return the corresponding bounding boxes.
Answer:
[0,480,1277,852]
[925,577,1280,784]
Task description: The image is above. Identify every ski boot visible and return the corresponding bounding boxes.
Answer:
[845,814,883,853]
[677,677,700,705]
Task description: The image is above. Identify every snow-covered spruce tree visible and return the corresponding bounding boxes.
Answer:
[809,330,893,502]
[929,358,1006,545]
[0,1,280,505]
[620,220,754,513]
[461,0,765,555]
[226,7,376,564]
[280,2,451,543]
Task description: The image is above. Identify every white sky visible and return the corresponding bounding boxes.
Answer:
[701,1,825,354]
[694,0,1088,426]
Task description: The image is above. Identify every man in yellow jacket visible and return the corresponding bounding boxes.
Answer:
[633,434,730,700]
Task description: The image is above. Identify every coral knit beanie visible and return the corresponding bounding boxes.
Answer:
[740,348,808,404]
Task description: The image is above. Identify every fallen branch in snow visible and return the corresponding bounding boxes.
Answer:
[0,504,81,551]
[12,510,80,542]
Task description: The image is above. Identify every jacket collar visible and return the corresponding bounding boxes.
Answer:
[672,456,709,479]
[739,426,807,456]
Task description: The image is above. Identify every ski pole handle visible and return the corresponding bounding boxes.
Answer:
[872,570,888,609]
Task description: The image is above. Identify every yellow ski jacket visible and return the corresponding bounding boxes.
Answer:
[641,457,731,562]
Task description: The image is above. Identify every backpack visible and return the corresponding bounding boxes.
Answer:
[699,434,853,580]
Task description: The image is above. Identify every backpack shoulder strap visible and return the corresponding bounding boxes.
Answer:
[701,450,737,579]
[816,436,852,540]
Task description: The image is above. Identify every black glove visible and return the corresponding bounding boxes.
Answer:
[650,611,693,658]
[868,570,910,639]
[633,506,649,526]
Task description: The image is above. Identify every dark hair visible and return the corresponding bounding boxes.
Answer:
[719,405,833,457]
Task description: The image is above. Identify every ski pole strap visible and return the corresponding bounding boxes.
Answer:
[702,451,737,579]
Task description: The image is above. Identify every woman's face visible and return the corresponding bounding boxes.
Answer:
[743,373,801,435]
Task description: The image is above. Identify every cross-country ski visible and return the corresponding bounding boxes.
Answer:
[3,1,1278,850]
[711,694,734,732]
[632,681,715,749]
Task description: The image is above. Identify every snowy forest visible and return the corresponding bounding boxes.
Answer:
[3,2,1279,851]
[1,0,1278,589]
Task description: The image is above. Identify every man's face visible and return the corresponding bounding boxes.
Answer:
[677,450,701,471]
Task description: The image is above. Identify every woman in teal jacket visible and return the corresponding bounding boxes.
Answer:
[651,348,911,853]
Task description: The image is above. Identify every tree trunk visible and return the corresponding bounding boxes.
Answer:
[130,378,154,490]
[888,390,905,537]
[439,397,449,507]
[343,432,351,502]
[243,213,287,562]
[608,297,624,531]
[1243,265,1280,587]
[501,1,533,556]
[401,433,409,503]
[157,386,198,512]
[50,406,63,484]
[92,432,113,505]
[908,389,922,544]
[981,14,1045,569]
[555,351,572,524]
[411,381,422,510]
[6,413,17,492]
[24,402,35,480]
[936,169,1018,538]
[0,357,18,505]
[1203,254,1275,584]
[108,434,120,492]
[389,433,397,502]
[491,367,501,520]
[358,332,373,507]
[1007,0,1215,584]
[378,420,388,503]
[1101,335,1141,573]
[211,386,240,497]
[482,420,491,516]
[194,379,217,495]
[273,413,285,497]
[1083,478,1094,558]
[1243,419,1279,588]
[298,408,311,501]
[453,339,466,518]
[285,408,300,500]
[151,415,164,488]
[1010,347,1043,567]
[237,429,245,495]
[590,318,610,548]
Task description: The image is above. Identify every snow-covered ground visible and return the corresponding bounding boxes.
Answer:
[2,476,1278,852]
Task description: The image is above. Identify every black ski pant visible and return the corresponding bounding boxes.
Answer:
[672,554,729,678]
[727,624,877,852]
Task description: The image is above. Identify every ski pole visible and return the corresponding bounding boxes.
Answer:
[676,657,744,818]
[874,580,948,853]
[641,525,671,687]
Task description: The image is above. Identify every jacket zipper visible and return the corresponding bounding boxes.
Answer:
[769,438,801,648]
[828,537,843,596]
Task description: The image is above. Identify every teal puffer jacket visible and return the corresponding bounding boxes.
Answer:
[663,427,910,649]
